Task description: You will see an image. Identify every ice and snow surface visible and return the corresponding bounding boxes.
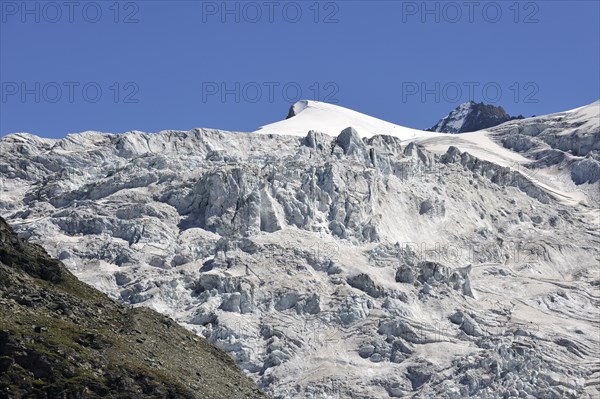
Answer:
[255,100,433,140]
[1,100,599,398]
[258,100,599,208]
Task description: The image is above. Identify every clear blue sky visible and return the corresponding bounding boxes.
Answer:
[1,0,599,138]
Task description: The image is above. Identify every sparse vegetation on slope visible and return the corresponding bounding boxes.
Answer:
[0,217,268,399]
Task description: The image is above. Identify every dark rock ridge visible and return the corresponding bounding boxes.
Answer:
[0,217,268,399]
[429,101,524,133]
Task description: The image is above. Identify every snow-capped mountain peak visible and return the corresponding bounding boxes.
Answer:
[255,100,427,139]
[429,100,523,133]
[1,100,599,399]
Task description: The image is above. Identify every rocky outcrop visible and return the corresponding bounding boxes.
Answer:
[489,103,600,186]
[571,157,600,184]
[0,217,267,399]
[429,101,524,133]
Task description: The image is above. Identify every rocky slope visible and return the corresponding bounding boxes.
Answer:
[0,101,599,398]
[0,217,268,399]
[429,101,524,133]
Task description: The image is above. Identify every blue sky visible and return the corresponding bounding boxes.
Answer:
[1,0,599,138]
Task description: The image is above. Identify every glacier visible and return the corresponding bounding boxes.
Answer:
[1,100,599,398]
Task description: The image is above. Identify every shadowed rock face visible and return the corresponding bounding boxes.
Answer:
[429,101,524,133]
[0,217,268,399]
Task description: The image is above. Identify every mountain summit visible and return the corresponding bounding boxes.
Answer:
[429,101,524,133]
[256,100,425,138]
